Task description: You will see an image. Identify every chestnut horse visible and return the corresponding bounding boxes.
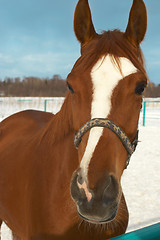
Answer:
[0,0,148,239]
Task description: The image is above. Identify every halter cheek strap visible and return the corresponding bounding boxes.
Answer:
[74,118,138,168]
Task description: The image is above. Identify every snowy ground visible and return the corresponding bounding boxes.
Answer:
[122,126,160,232]
[0,97,160,239]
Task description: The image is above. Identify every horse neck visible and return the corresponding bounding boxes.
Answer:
[38,95,79,223]
[40,93,74,145]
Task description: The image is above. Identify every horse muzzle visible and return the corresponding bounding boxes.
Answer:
[70,170,120,224]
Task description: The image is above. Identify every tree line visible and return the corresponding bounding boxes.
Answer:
[0,75,159,97]
[144,82,160,98]
[0,75,67,97]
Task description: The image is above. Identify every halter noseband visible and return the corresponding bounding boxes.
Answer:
[74,118,138,168]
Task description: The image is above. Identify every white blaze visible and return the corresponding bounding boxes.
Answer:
[80,55,137,180]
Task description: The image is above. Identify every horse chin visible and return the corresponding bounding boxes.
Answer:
[77,209,117,225]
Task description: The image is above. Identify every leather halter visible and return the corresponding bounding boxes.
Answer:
[74,118,138,168]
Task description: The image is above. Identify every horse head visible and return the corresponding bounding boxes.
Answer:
[70,0,147,224]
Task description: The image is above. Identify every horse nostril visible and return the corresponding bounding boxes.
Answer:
[71,171,93,203]
[77,174,83,185]
[103,175,119,205]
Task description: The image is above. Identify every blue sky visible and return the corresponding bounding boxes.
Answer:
[0,0,159,84]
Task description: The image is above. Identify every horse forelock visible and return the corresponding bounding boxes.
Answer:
[72,30,147,79]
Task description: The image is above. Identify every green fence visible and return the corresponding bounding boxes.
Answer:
[17,99,55,112]
[44,99,56,112]
[111,223,160,240]
[142,100,160,126]
[17,99,33,102]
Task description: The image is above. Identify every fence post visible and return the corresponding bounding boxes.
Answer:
[44,100,47,112]
[143,101,146,127]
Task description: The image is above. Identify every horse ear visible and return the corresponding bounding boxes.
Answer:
[124,0,147,46]
[74,0,97,47]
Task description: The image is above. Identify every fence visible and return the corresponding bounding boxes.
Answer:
[0,97,64,120]
[140,98,160,127]
[111,223,160,240]
[0,97,160,126]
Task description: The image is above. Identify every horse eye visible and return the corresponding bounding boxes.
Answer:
[135,83,146,95]
[67,82,74,94]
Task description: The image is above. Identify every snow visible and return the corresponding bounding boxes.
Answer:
[122,126,160,232]
[0,97,160,239]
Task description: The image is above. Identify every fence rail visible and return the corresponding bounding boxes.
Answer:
[111,223,160,240]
